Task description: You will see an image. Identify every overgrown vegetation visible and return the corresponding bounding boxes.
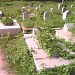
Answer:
[0,1,75,75]
[36,30,75,59]
[0,33,36,75]
[1,17,13,26]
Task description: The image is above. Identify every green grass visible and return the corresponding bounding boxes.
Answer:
[0,1,75,75]
[0,33,36,75]
[0,33,75,75]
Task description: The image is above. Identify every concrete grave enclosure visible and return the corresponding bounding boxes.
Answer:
[0,19,21,36]
[55,23,74,41]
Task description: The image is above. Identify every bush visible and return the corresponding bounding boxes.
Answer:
[1,17,13,26]
[23,19,34,28]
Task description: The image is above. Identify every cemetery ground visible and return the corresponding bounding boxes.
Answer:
[0,1,75,75]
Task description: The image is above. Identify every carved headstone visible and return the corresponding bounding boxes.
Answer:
[58,3,62,9]
[71,5,73,8]
[22,7,27,13]
[62,10,69,20]
[23,11,29,20]
[50,8,54,12]
[0,11,3,18]
[28,4,32,8]
[43,11,49,20]
[35,7,39,10]
[39,4,43,8]
[62,7,66,13]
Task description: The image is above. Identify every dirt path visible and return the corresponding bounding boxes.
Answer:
[0,49,14,75]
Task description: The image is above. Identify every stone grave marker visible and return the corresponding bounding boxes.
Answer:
[32,28,39,35]
[63,23,74,32]
[62,10,69,20]
[43,11,49,20]
[0,11,3,18]
[22,7,27,13]
[50,8,54,12]
[62,7,66,13]
[39,4,43,8]
[35,7,39,10]
[58,3,62,10]
[28,4,32,8]
[71,5,73,8]
[23,11,29,20]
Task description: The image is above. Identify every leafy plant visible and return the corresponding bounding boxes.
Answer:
[1,17,13,26]
[23,19,34,28]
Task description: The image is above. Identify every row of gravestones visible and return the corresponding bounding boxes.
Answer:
[22,3,52,21]
[22,3,74,21]
[22,3,44,20]
[22,4,33,20]
[58,3,74,20]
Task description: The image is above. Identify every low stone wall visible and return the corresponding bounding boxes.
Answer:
[0,22,21,36]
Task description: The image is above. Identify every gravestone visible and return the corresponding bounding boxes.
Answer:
[23,11,29,20]
[71,5,73,8]
[58,3,62,10]
[43,11,49,20]
[50,8,54,12]
[39,4,43,8]
[62,10,69,20]
[62,7,66,13]
[35,7,39,10]
[28,4,32,8]
[63,23,74,32]
[22,7,27,13]
[0,11,3,18]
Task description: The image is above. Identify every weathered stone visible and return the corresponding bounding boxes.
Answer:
[71,5,73,8]
[35,7,39,10]
[0,11,3,18]
[28,4,32,8]
[23,11,29,20]
[62,7,66,13]
[39,4,43,8]
[22,7,27,13]
[58,3,62,9]
[63,23,74,31]
[43,11,49,20]
[0,20,21,36]
[50,8,54,12]
[62,10,69,20]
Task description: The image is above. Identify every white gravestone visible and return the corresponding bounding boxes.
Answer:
[43,12,49,20]
[62,10,69,20]
[63,23,74,32]
[39,4,43,8]
[58,3,62,10]
[71,5,73,8]
[62,7,66,13]
[28,4,32,8]
[0,11,3,18]
[23,11,29,20]
[35,7,39,10]
[50,8,54,12]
